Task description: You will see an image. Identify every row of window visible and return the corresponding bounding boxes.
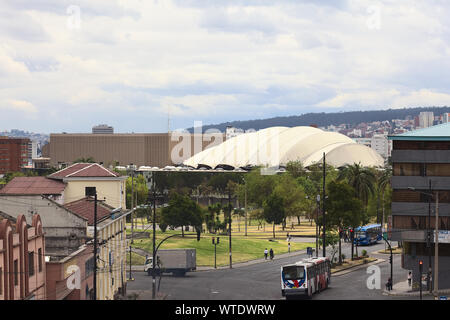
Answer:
[394,140,450,150]
[393,216,450,230]
[12,249,43,286]
[394,163,450,177]
[306,260,331,279]
[393,190,450,203]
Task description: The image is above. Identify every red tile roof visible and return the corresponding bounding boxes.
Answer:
[0,177,65,195]
[48,163,120,179]
[63,197,113,225]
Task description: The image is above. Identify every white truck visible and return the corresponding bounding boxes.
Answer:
[144,249,196,277]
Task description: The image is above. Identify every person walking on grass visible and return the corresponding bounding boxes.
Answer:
[269,248,274,260]
[264,248,268,260]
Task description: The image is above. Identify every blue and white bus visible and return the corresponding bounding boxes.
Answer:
[354,224,382,245]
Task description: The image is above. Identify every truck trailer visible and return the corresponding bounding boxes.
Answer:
[144,248,196,277]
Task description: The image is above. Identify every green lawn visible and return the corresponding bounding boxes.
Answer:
[131,230,310,267]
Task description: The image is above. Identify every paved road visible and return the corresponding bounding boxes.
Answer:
[128,241,432,300]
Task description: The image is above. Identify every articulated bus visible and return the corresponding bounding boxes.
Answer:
[354,224,382,246]
[281,257,331,299]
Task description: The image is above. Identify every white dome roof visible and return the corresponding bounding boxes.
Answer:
[183,126,384,169]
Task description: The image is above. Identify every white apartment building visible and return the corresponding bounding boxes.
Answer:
[371,134,392,159]
[419,112,434,128]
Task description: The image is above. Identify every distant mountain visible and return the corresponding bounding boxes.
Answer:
[188,106,450,133]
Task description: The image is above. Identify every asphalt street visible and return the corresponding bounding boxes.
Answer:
[127,241,432,300]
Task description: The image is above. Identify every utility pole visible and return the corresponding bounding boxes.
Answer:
[228,187,232,269]
[152,187,157,299]
[86,187,99,300]
[322,152,326,258]
[427,180,432,293]
[93,191,97,300]
[434,191,439,297]
[244,178,247,237]
[316,194,320,258]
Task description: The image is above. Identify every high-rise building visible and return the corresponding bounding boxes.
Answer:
[419,112,434,128]
[443,113,450,123]
[389,123,450,291]
[92,124,114,134]
[0,136,30,174]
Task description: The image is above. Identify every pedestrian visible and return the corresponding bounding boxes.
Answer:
[264,248,268,260]
[288,242,291,253]
[286,233,290,242]
[407,271,412,287]
[386,277,393,291]
[269,248,274,260]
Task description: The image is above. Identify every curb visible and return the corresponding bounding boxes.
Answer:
[332,258,385,276]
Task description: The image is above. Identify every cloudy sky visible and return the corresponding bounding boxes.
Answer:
[1,0,450,133]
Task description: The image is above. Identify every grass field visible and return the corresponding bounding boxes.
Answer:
[131,229,310,267]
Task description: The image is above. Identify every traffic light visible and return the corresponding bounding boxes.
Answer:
[389,255,392,264]
[217,237,220,244]
[197,230,201,241]
[212,237,215,244]
[349,228,354,239]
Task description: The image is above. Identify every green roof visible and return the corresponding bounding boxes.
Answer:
[388,122,450,141]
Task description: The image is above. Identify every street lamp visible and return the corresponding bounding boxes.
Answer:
[408,180,439,294]
[148,184,167,300]
[316,194,320,258]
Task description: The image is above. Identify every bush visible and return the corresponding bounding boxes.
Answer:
[362,249,368,257]
[341,254,346,261]
[159,223,168,233]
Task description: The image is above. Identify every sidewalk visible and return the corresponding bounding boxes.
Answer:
[384,280,450,297]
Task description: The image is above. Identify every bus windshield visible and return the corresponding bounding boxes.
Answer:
[356,232,366,238]
[282,266,305,280]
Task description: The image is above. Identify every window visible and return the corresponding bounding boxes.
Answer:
[29,252,35,276]
[38,248,42,272]
[14,260,18,286]
[393,163,423,176]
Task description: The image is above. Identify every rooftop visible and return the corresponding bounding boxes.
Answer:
[63,196,114,225]
[48,163,121,179]
[388,122,450,141]
[0,176,65,195]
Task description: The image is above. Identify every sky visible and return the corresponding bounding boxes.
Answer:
[1,0,450,134]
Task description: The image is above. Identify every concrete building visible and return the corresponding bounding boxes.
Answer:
[419,112,434,128]
[0,213,46,300]
[65,197,129,300]
[45,132,225,168]
[45,244,94,300]
[371,134,392,159]
[0,136,30,174]
[389,122,450,291]
[92,124,114,134]
[47,163,127,209]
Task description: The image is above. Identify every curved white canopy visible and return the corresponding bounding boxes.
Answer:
[183,126,384,169]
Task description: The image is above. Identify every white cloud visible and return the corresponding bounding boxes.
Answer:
[1,0,450,133]
[1,99,38,113]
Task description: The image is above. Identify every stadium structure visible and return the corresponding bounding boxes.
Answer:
[183,126,384,170]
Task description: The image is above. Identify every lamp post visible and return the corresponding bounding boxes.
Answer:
[322,152,326,258]
[148,184,166,300]
[316,194,320,258]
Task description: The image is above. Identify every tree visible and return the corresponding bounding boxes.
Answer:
[325,180,364,264]
[263,194,285,239]
[337,163,376,207]
[126,174,149,209]
[273,174,305,229]
[73,157,95,163]
[161,193,204,237]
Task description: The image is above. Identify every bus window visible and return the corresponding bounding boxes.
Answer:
[282,266,305,280]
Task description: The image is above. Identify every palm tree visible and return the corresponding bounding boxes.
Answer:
[337,163,376,207]
[377,167,392,227]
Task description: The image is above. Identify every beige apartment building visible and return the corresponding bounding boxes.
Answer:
[43,132,225,168]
